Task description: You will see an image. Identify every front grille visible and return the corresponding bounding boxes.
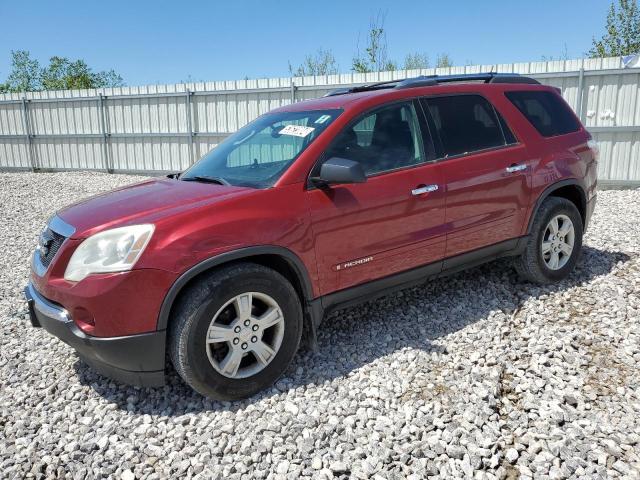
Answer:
[38,227,66,268]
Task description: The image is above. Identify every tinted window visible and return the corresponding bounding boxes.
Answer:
[182,109,341,188]
[425,95,507,157]
[323,102,427,176]
[498,113,517,144]
[506,91,580,137]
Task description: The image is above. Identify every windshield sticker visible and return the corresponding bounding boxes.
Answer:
[279,125,315,137]
[314,114,332,124]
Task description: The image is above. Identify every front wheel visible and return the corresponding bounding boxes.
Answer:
[515,197,583,284]
[169,263,303,400]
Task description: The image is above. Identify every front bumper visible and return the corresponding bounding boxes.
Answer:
[25,282,165,387]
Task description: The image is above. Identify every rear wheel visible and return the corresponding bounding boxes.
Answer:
[515,197,583,284]
[169,263,303,400]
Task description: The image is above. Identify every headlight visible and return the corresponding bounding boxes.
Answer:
[64,224,155,282]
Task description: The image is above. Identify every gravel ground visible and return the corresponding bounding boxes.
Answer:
[1,171,639,480]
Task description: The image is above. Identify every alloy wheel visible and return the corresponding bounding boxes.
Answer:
[205,292,285,379]
[541,214,575,270]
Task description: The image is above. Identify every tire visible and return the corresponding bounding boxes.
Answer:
[168,262,303,400]
[515,196,583,284]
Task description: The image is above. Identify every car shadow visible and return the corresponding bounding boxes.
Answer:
[74,245,631,414]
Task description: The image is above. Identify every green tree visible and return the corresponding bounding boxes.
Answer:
[589,0,640,57]
[403,53,430,70]
[289,48,339,76]
[352,12,397,73]
[435,53,453,68]
[41,56,123,90]
[4,50,41,92]
[348,13,454,74]
[1,50,124,93]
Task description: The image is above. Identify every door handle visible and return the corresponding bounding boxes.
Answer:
[506,164,527,173]
[411,184,439,196]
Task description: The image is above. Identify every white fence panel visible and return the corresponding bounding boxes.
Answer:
[0,139,30,169]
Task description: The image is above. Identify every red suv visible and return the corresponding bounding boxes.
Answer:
[25,73,598,400]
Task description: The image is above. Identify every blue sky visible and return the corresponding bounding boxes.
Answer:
[0,0,609,86]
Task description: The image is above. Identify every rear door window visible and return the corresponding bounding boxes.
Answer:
[506,90,580,137]
[422,95,513,157]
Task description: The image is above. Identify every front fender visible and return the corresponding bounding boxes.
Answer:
[156,245,314,331]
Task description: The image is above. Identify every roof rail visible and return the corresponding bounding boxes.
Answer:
[324,73,540,97]
[323,78,408,97]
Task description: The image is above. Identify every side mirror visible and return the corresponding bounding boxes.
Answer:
[312,157,367,187]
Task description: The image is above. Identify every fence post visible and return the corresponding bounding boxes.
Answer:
[290,79,297,103]
[98,93,112,173]
[185,89,194,165]
[576,66,585,122]
[21,97,36,171]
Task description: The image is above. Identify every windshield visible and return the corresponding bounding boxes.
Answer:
[181,109,342,188]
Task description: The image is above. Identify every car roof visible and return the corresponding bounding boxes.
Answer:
[273,79,553,114]
[274,73,550,116]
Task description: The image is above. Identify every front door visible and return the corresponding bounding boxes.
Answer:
[306,101,446,294]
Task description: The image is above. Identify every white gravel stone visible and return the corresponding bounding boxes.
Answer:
[121,470,135,480]
[505,448,519,463]
[1,172,639,479]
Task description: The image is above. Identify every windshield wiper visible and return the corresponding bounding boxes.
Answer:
[182,175,230,186]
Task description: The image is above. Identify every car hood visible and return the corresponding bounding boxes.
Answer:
[57,178,254,238]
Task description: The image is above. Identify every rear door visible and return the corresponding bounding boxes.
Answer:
[306,100,446,294]
[421,94,532,259]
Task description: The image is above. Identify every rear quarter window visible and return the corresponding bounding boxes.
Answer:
[506,90,580,137]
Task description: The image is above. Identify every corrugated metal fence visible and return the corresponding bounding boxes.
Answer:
[1,56,639,186]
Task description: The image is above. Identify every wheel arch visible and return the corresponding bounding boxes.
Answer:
[157,246,315,331]
[527,179,587,234]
